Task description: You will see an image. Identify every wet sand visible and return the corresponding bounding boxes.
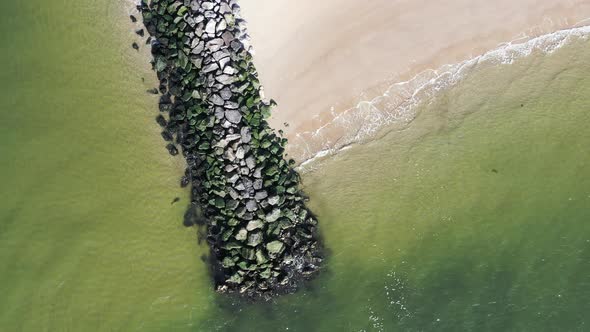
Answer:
[240,0,590,161]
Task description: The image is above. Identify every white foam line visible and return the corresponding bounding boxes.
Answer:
[296,24,590,171]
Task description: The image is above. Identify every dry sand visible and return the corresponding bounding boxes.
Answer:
[240,0,590,161]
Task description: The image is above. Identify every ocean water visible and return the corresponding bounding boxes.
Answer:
[1,0,589,331]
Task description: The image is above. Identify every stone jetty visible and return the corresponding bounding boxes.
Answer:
[135,0,323,297]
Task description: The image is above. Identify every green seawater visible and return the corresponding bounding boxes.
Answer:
[1,0,589,331]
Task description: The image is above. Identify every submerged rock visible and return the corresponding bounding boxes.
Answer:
[166,143,178,156]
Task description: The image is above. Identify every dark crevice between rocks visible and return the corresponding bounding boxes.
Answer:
[133,0,324,299]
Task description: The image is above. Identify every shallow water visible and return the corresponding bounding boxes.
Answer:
[1,1,589,331]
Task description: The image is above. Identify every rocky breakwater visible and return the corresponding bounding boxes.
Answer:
[136,0,322,297]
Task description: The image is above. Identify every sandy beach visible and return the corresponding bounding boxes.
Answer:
[240,0,590,161]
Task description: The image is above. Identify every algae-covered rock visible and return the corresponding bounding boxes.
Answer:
[266,241,285,256]
[246,219,264,231]
[247,231,263,247]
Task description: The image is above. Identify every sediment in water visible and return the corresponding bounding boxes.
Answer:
[136,0,323,297]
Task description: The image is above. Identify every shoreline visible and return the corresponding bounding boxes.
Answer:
[295,24,590,171]
[240,1,590,162]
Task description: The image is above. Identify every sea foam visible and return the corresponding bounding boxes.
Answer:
[296,24,590,171]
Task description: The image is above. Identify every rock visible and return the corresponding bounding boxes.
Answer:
[254,191,268,201]
[180,175,190,188]
[222,31,235,45]
[202,62,218,73]
[268,196,280,206]
[216,74,236,85]
[246,219,264,231]
[265,208,281,222]
[235,228,248,241]
[266,241,285,256]
[132,42,139,50]
[227,172,239,184]
[220,87,232,100]
[130,15,137,23]
[225,101,239,109]
[214,107,225,120]
[227,273,243,284]
[245,156,256,170]
[146,88,159,94]
[161,130,173,141]
[218,56,231,69]
[245,199,257,212]
[255,249,268,264]
[205,19,216,34]
[253,179,263,190]
[240,167,249,175]
[155,115,167,127]
[222,256,235,268]
[235,146,245,159]
[225,110,242,124]
[207,38,225,52]
[228,188,240,200]
[135,29,144,37]
[247,231,263,247]
[211,94,225,106]
[223,66,237,75]
[226,134,242,141]
[166,143,179,156]
[226,199,239,210]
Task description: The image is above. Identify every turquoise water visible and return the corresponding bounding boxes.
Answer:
[1,0,589,331]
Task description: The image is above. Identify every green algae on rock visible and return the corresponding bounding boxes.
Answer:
[137,0,323,297]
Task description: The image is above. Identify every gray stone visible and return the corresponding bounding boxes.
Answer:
[215,107,225,120]
[216,74,236,85]
[223,66,237,75]
[225,110,242,124]
[207,38,225,52]
[205,19,216,34]
[228,187,240,200]
[245,199,257,212]
[255,190,268,201]
[240,167,249,175]
[218,56,231,69]
[235,182,246,191]
[226,133,242,141]
[211,94,225,106]
[235,146,245,159]
[217,19,227,32]
[253,167,262,178]
[227,172,239,183]
[246,156,256,170]
[225,101,239,109]
[212,49,230,62]
[220,87,232,100]
[240,127,252,143]
[253,179,263,190]
[202,2,215,10]
[202,62,218,73]
[222,31,234,45]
